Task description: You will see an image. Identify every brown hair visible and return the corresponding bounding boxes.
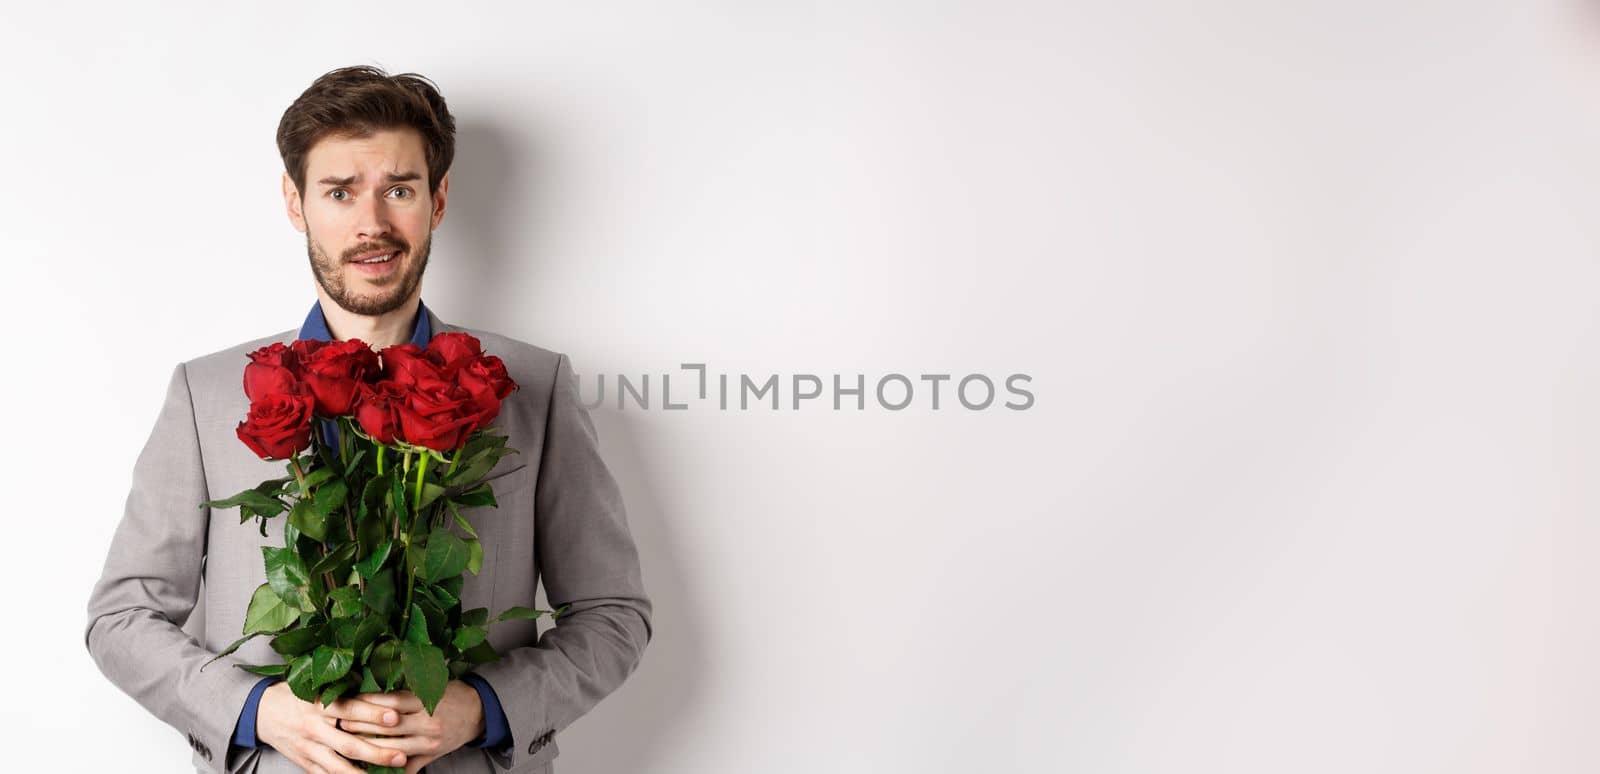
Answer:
[277,65,456,197]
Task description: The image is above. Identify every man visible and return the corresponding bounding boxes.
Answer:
[84,65,653,774]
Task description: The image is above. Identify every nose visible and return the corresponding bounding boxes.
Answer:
[354,191,394,243]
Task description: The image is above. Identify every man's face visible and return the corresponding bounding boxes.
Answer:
[283,126,448,317]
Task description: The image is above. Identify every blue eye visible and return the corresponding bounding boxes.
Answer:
[390,187,412,199]
[330,189,348,201]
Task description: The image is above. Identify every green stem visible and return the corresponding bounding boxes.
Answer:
[289,456,308,496]
[413,451,429,517]
[399,450,429,635]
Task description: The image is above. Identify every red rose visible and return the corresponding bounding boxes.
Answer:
[298,339,380,417]
[352,380,407,445]
[288,338,329,365]
[236,386,316,460]
[379,343,444,387]
[243,342,301,403]
[424,332,484,379]
[395,377,481,451]
[458,355,518,432]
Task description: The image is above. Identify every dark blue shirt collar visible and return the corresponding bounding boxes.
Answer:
[298,298,433,347]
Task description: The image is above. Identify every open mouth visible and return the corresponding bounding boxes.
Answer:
[353,251,399,264]
[351,251,401,275]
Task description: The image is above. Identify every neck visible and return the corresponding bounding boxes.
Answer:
[314,287,421,350]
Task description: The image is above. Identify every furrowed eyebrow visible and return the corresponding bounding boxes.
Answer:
[317,171,423,187]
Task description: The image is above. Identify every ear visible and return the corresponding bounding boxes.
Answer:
[429,171,449,230]
[283,171,307,233]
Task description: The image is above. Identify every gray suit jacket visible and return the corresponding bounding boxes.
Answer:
[84,305,653,773]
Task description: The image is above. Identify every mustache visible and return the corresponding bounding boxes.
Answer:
[343,242,407,262]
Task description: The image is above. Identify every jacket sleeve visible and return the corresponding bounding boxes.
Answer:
[84,362,264,773]
[470,352,654,771]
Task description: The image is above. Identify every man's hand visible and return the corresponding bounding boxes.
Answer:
[255,681,409,773]
[329,681,486,774]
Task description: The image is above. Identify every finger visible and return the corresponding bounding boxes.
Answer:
[317,722,409,769]
[336,716,415,736]
[323,697,403,729]
[363,732,438,757]
[309,744,365,774]
[357,690,424,712]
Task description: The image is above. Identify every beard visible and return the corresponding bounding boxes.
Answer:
[307,229,431,317]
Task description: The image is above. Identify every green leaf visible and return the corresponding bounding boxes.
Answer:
[269,623,325,657]
[418,483,446,511]
[405,603,430,645]
[358,504,385,549]
[444,448,499,487]
[494,605,556,623]
[287,654,317,702]
[319,675,356,708]
[406,531,428,579]
[254,475,293,497]
[461,608,488,628]
[309,541,359,577]
[244,583,299,635]
[418,600,445,643]
[289,499,328,542]
[422,528,470,584]
[355,539,394,579]
[263,547,312,612]
[423,581,459,609]
[202,488,286,517]
[344,447,369,479]
[452,625,487,651]
[465,538,483,576]
[369,639,402,690]
[351,613,388,656]
[299,467,336,490]
[310,644,354,688]
[312,478,349,517]
[401,641,449,714]
[361,475,389,520]
[447,502,479,539]
[451,483,497,509]
[327,586,363,618]
[439,575,464,603]
[200,630,263,672]
[238,663,289,677]
[331,617,359,649]
[360,665,381,693]
[362,570,396,616]
[461,640,500,666]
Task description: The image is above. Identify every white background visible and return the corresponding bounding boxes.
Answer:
[3,1,1599,771]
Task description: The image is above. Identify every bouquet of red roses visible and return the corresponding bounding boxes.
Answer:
[199,332,563,771]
